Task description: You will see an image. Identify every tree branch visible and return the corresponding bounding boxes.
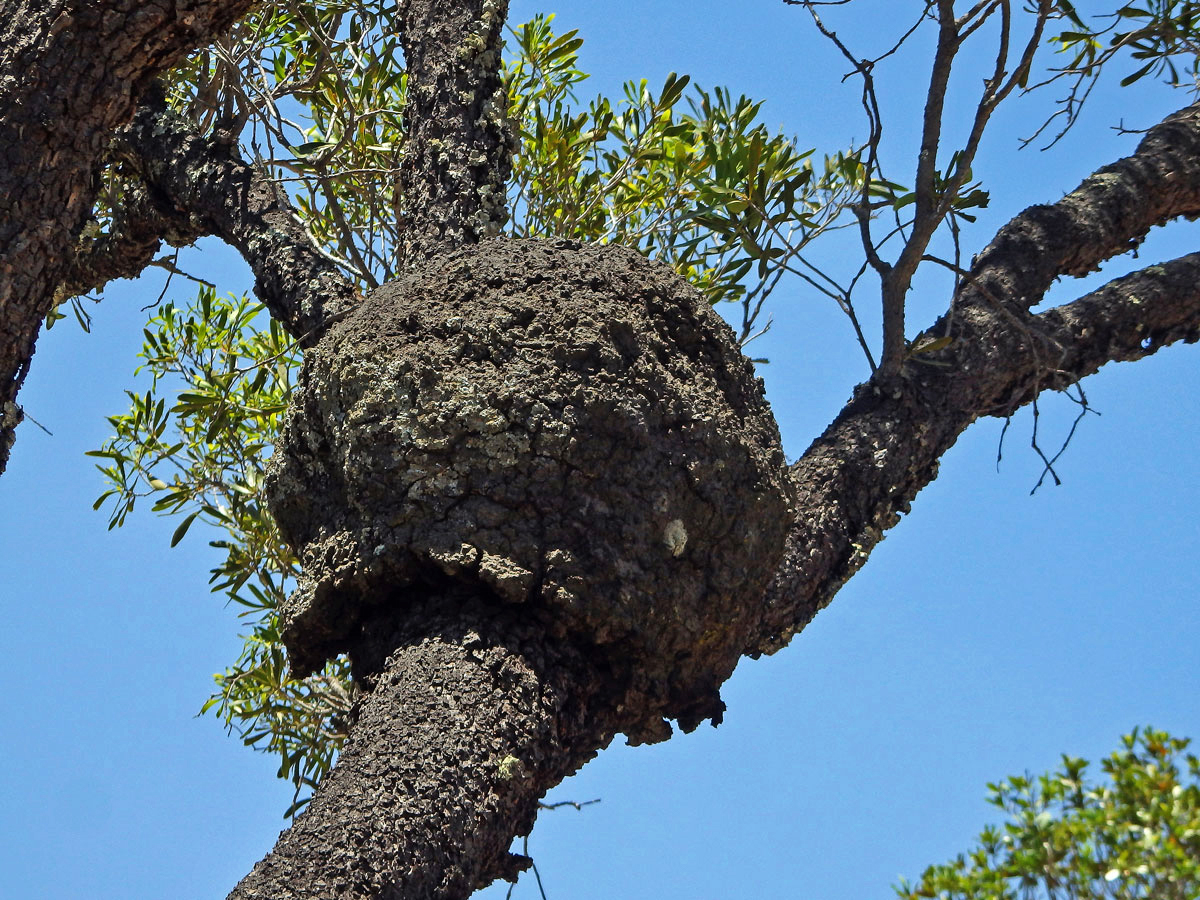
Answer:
[971,102,1200,308]
[228,594,615,900]
[913,1,959,244]
[882,0,1052,374]
[0,0,256,477]
[54,179,208,305]
[1037,253,1200,384]
[395,0,514,263]
[754,102,1200,654]
[117,85,361,344]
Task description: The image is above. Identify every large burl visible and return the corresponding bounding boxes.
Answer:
[265,238,792,735]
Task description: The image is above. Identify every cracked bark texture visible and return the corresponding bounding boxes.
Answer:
[395,0,514,263]
[265,238,792,736]
[116,85,361,345]
[2,3,1200,899]
[0,0,254,476]
[230,591,615,900]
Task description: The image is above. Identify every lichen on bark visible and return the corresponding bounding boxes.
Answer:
[265,238,793,737]
[395,0,515,263]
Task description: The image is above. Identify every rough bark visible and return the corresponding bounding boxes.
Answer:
[264,238,792,735]
[0,0,255,477]
[53,176,209,304]
[116,85,361,345]
[395,0,513,263]
[755,104,1200,654]
[3,4,1200,899]
[229,591,615,900]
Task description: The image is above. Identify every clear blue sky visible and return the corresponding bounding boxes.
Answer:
[1,2,1197,898]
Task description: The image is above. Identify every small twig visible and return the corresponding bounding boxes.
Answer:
[505,837,547,900]
[227,305,354,377]
[996,415,1011,472]
[1028,396,1061,490]
[526,836,549,900]
[505,798,601,898]
[1029,385,1098,495]
[22,410,53,436]
[143,249,218,311]
[537,798,601,812]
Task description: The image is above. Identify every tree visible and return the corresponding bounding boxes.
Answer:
[896,727,1200,900]
[1,2,1198,898]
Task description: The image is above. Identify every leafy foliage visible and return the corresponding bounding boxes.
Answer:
[167,0,407,288]
[89,10,863,813]
[895,728,1200,900]
[88,289,353,815]
[506,15,861,344]
[85,2,1200,819]
[1035,1,1200,145]
[1054,1,1200,87]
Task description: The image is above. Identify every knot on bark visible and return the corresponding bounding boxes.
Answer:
[265,238,792,733]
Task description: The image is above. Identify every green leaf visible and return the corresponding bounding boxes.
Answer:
[911,335,954,355]
[658,72,690,110]
[291,140,337,158]
[1056,1,1085,27]
[170,511,200,548]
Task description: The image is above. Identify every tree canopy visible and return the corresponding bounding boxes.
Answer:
[897,728,1200,900]
[0,1,1197,898]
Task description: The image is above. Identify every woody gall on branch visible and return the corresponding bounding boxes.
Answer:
[0,1,1198,898]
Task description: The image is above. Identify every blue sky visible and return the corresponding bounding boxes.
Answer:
[1,2,1197,898]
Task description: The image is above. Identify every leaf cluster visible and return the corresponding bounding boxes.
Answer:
[88,289,351,815]
[895,727,1200,900]
[1034,1,1200,146]
[1055,1,1200,87]
[506,15,861,344]
[154,1,407,289]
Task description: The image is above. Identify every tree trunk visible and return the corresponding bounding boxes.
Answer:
[2,4,1200,900]
[395,0,513,262]
[0,0,254,475]
[229,593,616,900]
